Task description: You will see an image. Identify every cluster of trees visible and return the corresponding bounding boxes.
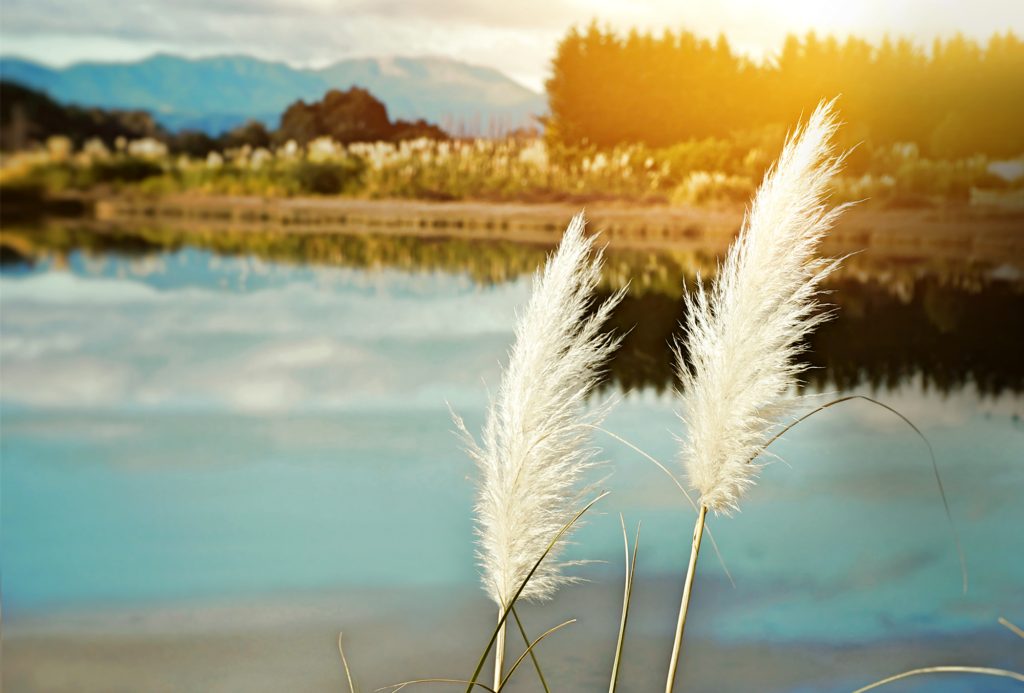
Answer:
[1,81,164,151]
[546,26,1024,157]
[0,82,448,154]
[176,87,448,154]
[277,87,447,145]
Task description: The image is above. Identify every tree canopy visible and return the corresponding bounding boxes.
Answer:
[276,87,447,145]
[546,25,1024,157]
[0,80,165,150]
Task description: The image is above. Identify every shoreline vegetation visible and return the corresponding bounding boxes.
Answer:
[4,190,1022,278]
[1,29,1022,213]
[2,132,1022,210]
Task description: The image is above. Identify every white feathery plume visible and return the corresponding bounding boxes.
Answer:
[665,100,849,692]
[677,99,848,515]
[454,212,624,607]
[452,213,623,687]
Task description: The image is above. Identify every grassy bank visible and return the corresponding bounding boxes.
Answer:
[3,134,1023,208]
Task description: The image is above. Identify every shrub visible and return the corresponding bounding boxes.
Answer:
[671,170,754,205]
[88,157,164,184]
[293,158,365,195]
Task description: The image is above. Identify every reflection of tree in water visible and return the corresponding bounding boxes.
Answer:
[805,280,1023,395]
[0,223,724,294]
[4,223,1022,395]
[596,281,1024,396]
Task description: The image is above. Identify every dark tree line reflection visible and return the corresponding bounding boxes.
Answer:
[3,223,1022,395]
[599,281,1024,396]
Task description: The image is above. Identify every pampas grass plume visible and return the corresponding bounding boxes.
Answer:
[452,213,624,685]
[666,100,849,692]
[677,99,848,514]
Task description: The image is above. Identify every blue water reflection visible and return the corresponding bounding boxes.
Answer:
[2,246,1022,691]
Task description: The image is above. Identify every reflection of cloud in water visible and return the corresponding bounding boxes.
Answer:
[4,264,1024,413]
[6,221,1022,390]
[591,380,1022,644]
[2,356,135,407]
[2,232,1021,674]
[0,268,523,411]
[127,255,167,279]
[1,271,169,303]
[825,377,1023,427]
[1,332,84,358]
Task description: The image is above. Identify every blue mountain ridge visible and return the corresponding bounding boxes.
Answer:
[0,53,546,136]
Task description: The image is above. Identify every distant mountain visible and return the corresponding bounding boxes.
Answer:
[0,54,546,136]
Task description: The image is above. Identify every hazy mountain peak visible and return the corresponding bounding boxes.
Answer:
[0,53,545,136]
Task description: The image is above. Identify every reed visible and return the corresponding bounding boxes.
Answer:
[850,666,1024,692]
[665,100,850,691]
[452,213,624,689]
[608,516,641,693]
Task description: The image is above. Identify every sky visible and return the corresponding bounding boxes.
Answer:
[0,0,1021,91]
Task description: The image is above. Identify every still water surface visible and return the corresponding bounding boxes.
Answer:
[2,228,1022,692]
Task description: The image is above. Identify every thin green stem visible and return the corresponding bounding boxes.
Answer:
[378,678,496,693]
[493,608,505,691]
[999,616,1024,639]
[850,665,1024,693]
[464,491,609,693]
[609,516,640,693]
[755,394,967,594]
[498,620,576,690]
[583,423,734,587]
[664,505,707,693]
[510,607,550,693]
[338,632,356,693]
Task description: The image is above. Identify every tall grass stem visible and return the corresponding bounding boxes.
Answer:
[493,609,506,690]
[464,491,609,693]
[609,516,640,693]
[497,619,575,689]
[510,607,551,692]
[665,505,707,693]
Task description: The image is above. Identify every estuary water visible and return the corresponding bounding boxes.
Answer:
[2,225,1022,692]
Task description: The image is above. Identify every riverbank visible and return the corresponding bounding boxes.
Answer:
[19,192,1024,264]
[6,580,1020,693]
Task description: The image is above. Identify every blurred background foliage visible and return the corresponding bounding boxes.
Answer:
[546,25,1024,158]
[1,26,1022,207]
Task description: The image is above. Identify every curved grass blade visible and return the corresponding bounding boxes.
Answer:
[498,619,576,690]
[609,515,641,693]
[585,423,735,588]
[850,665,1024,693]
[999,616,1024,640]
[510,607,550,693]
[338,632,356,693]
[752,394,968,594]
[464,491,610,693]
[377,679,496,693]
